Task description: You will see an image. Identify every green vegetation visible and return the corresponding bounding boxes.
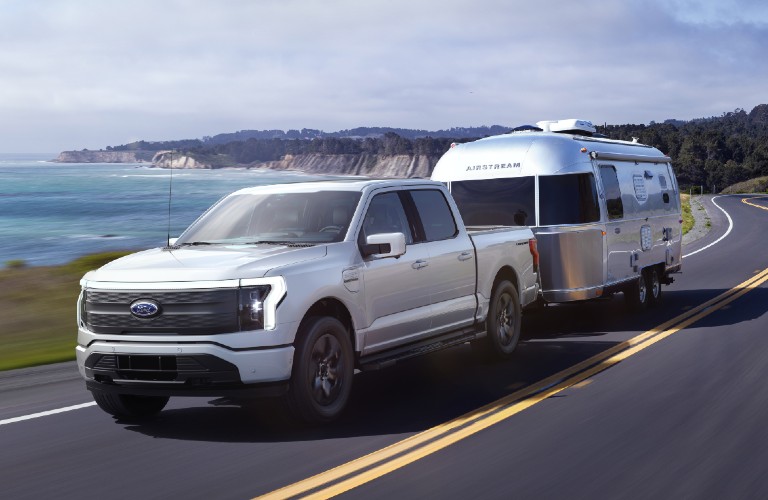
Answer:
[721,175,768,194]
[681,193,694,235]
[0,251,132,371]
[602,105,768,192]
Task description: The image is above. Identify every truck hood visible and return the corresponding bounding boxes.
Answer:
[82,244,327,284]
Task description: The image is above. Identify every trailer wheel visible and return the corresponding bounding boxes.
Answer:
[287,316,353,424]
[646,267,662,307]
[92,393,169,419]
[625,272,649,311]
[476,280,521,360]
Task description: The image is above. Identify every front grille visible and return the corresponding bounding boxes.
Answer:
[83,288,238,335]
[86,354,241,385]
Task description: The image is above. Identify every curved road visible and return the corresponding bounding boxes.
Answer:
[1,195,767,499]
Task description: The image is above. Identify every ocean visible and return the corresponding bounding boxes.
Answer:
[0,153,341,266]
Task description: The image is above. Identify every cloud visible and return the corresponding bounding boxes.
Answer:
[659,0,768,26]
[0,0,766,152]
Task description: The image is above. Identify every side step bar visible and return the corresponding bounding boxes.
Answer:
[358,327,484,371]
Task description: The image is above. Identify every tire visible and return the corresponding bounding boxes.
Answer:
[475,280,522,360]
[625,272,649,311]
[646,267,662,307]
[287,316,354,424]
[93,393,169,419]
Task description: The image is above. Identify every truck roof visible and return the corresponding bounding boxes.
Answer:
[432,129,671,181]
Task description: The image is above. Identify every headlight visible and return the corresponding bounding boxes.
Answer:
[239,285,270,331]
[79,290,88,326]
[238,277,287,331]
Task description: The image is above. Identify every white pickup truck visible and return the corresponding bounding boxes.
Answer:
[77,179,539,423]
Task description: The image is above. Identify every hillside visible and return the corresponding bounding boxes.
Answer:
[55,105,768,189]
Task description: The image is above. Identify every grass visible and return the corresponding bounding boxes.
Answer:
[0,251,133,371]
[721,176,768,194]
[680,193,694,235]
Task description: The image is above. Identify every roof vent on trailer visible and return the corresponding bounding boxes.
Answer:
[536,119,596,136]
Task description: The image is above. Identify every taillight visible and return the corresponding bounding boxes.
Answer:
[528,238,539,272]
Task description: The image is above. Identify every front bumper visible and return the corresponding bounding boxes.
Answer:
[76,334,295,398]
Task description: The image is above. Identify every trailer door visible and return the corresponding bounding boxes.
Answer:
[598,165,631,283]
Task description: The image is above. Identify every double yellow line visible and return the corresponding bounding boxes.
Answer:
[259,266,768,499]
[742,195,768,211]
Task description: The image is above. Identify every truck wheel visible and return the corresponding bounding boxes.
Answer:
[646,267,662,307]
[625,273,649,311]
[477,280,521,360]
[288,316,353,424]
[92,393,169,419]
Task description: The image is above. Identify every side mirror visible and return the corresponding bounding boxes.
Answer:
[361,232,406,259]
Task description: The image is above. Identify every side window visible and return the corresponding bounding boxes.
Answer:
[599,165,624,220]
[359,192,413,245]
[451,177,535,227]
[658,174,671,205]
[409,189,458,242]
[538,173,600,226]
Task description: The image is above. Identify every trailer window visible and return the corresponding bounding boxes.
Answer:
[539,173,600,225]
[450,177,535,227]
[599,165,624,220]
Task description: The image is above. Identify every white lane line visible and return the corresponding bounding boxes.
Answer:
[683,195,733,259]
[0,402,96,426]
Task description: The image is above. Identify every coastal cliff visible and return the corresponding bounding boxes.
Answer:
[260,153,439,177]
[151,151,440,177]
[151,151,218,169]
[57,149,443,178]
[55,150,155,163]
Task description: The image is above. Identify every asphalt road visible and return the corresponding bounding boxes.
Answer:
[1,194,766,500]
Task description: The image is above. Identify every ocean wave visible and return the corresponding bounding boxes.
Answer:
[54,234,132,241]
[119,174,195,179]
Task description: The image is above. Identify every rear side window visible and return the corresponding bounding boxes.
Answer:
[599,165,624,220]
[539,173,600,225]
[409,189,458,241]
[450,177,535,227]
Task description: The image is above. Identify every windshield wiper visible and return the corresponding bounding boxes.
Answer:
[163,241,220,251]
[243,241,316,247]
[179,241,217,246]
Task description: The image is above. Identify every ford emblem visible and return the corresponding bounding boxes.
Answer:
[130,299,161,318]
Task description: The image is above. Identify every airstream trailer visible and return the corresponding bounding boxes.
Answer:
[431,119,682,310]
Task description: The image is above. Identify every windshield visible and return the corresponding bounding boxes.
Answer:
[176,190,362,245]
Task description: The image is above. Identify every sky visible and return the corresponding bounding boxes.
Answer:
[1,0,767,153]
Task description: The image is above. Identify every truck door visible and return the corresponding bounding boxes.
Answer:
[408,189,476,334]
[358,191,433,354]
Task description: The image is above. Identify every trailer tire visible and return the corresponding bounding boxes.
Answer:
[476,280,521,360]
[625,273,649,311]
[287,316,353,424]
[646,267,662,307]
[93,393,169,419]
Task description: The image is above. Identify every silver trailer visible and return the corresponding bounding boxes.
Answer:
[431,119,682,310]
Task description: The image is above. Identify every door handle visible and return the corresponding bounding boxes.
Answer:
[412,260,428,269]
[458,251,474,261]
